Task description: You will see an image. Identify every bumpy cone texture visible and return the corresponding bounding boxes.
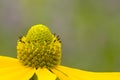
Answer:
[17,24,61,69]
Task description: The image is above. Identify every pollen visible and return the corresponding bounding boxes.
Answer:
[17,24,61,69]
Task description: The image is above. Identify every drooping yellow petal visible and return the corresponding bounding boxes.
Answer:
[36,68,56,80]
[52,65,120,80]
[0,56,35,80]
[52,67,71,80]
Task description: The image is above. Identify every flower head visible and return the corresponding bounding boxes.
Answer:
[0,24,120,80]
[17,24,61,69]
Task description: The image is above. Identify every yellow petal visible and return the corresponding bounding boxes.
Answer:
[0,56,35,80]
[52,67,71,80]
[36,68,57,80]
[52,65,120,80]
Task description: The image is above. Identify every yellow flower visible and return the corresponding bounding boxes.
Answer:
[0,24,120,80]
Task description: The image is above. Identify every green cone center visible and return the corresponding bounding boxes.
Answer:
[17,24,61,69]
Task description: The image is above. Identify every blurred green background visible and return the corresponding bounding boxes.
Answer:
[0,0,120,72]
